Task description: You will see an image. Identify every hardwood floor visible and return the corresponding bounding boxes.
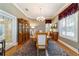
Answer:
[5,39,78,56]
[5,46,18,56]
[5,40,30,56]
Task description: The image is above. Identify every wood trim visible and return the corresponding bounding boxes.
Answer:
[58,39,79,55]
[45,19,52,23]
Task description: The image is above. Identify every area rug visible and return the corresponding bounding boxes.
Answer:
[13,39,69,56]
[48,40,69,56]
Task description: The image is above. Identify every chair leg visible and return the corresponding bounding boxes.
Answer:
[45,49,48,56]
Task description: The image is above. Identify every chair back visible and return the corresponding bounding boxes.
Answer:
[36,32,48,49]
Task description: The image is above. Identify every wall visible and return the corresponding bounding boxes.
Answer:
[35,22,45,32]
[51,16,58,32]
[59,37,79,49]
[52,16,58,25]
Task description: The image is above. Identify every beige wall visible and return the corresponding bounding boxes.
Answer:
[52,16,58,25]
[59,36,79,49]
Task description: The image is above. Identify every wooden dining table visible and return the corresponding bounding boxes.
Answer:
[31,35,51,42]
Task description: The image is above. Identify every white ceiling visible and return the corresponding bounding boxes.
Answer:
[15,3,66,19]
[0,3,29,20]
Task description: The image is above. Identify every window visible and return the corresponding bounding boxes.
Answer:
[59,18,66,36]
[66,14,75,37]
[61,18,66,36]
[45,24,51,32]
[58,12,78,42]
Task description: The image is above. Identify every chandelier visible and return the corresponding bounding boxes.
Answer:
[36,8,45,21]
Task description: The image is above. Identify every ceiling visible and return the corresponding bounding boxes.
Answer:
[14,3,66,20]
[0,3,29,20]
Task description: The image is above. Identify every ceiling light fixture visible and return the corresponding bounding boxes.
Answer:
[25,8,29,11]
[36,8,45,21]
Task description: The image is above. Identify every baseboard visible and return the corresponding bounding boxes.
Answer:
[58,39,79,54]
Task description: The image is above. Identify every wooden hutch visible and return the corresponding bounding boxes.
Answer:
[17,18,30,45]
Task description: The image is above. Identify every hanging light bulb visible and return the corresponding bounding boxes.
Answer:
[36,16,45,21]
